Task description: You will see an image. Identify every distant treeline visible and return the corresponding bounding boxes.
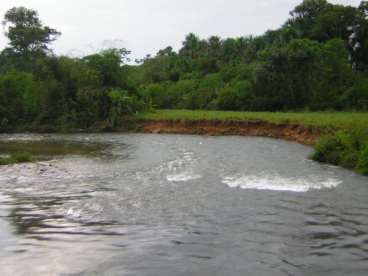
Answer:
[135,0,368,111]
[1,0,368,129]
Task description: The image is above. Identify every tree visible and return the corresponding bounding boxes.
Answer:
[0,70,39,123]
[349,1,368,70]
[141,83,168,108]
[180,33,201,59]
[288,0,331,37]
[187,73,223,109]
[316,38,353,109]
[83,48,130,87]
[2,7,60,56]
[290,0,330,21]
[108,88,135,127]
[217,80,252,110]
[311,5,358,41]
[168,79,197,108]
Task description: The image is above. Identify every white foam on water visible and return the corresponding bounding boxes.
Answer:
[166,150,198,171]
[167,171,202,182]
[163,149,202,182]
[222,175,341,193]
[66,207,82,219]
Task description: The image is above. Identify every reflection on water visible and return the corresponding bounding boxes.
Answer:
[0,138,108,159]
[0,134,368,276]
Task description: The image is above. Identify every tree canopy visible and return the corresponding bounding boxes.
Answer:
[1,1,368,131]
[2,7,60,56]
[132,0,368,111]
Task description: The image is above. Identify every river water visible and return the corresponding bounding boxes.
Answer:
[0,134,367,276]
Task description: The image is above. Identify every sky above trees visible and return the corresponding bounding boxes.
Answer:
[0,0,362,60]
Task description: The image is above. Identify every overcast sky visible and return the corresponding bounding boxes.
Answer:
[0,0,362,59]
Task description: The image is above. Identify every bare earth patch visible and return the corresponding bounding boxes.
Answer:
[140,120,321,145]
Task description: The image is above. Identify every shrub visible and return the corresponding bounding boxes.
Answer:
[313,131,368,174]
[0,157,13,165]
[312,132,354,165]
[357,144,368,175]
[0,152,32,166]
[12,152,32,163]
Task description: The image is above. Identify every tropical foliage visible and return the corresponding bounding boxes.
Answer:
[0,7,146,130]
[132,0,368,111]
[1,1,368,131]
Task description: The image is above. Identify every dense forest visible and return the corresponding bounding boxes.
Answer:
[1,0,368,130]
[0,7,145,130]
[137,0,368,111]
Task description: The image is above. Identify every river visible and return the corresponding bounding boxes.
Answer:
[0,134,367,275]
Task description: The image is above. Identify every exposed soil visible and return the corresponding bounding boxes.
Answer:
[1,119,324,145]
[138,120,323,145]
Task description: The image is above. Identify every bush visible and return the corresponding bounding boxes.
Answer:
[313,131,368,174]
[312,132,355,165]
[0,152,32,165]
[0,157,12,165]
[12,152,32,163]
[357,144,368,175]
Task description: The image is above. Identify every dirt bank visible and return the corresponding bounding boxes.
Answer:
[138,120,322,145]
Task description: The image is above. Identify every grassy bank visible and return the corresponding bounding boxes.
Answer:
[138,110,368,175]
[137,110,368,132]
[0,153,32,166]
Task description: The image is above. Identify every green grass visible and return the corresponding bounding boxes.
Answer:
[137,109,368,132]
[0,152,32,166]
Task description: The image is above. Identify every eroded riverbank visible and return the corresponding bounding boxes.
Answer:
[138,120,322,145]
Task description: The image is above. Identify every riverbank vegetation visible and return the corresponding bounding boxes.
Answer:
[138,110,368,175]
[137,110,368,132]
[0,152,32,165]
[313,131,368,174]
[0,1,368,173]
[0,7,147,131]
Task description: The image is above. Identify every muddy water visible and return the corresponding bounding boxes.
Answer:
[0,134,367,276]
